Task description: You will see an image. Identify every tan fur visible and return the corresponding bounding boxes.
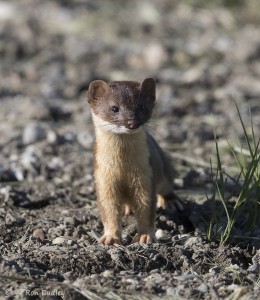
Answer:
[92,114,173,245]
[93,114,155,244]
[87,78,176,245]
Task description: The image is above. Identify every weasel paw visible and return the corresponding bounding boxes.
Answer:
[132,234,155,244]
[157,194,184,212]
[99,235,121,245]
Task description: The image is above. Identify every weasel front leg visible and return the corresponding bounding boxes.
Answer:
[132,189,157,244]
[96,181,123,245]
[97,199,122,245]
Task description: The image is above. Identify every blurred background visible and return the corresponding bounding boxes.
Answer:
[0,0,260,181]
[1,2,260,296]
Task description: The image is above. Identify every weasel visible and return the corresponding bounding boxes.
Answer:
[87,78,176,245]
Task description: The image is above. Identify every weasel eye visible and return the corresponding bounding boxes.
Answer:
[139,105,145,111]
[111,106,119,112]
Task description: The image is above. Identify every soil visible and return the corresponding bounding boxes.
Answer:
[0,0,259,299]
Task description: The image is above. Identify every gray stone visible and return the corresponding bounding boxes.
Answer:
[197,283,209,293]
[23,122,46,145]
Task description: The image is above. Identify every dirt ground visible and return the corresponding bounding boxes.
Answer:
[0,0,260,299]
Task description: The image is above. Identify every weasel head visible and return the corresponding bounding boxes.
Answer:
[87,78,156,134]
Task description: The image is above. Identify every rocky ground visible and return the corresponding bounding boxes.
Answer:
[0,0,260,299]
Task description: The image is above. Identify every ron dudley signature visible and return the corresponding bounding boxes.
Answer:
[5,287,65,298]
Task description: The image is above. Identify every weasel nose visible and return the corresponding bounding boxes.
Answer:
[127,120,139,129]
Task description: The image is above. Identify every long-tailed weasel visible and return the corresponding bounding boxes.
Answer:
[87,78,176,245]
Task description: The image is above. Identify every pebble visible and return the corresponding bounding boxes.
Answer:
[247,264,259,273]
[137,1,159,25]
[32,228,45,240]
[77,132,94,149]
[144,273,165,284]
[5,212,16,225]
[214,281,225,288]
[209,266,221,274]
[46,130,57,144]
[13,167,24,181]
[144,42,167,70]
[22,122,46,145]
[158,69,182,83]
[20,146,39,172]
[184,236,202,247]
[101,270,113,278]
[48,157,64,171]
[174,274,201,281]
[126,278,139,285]
[166,287,178,296]
[181,66,205,84]
[0,186,10,202]
[197,283,208,293]
[63,271,72,280]
[48,225,65,238]
[155,229,165,240]
[252,250,260,264]
[0,2,16,21]
[52,237,66,245]
[166,285,184,296]
[0,167,17,182]
[63,131,77,143]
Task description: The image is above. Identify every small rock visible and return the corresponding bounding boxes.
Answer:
[247,263,259,273]
[48,105,72,121]
[0,2,16,21]
[126,278,139,285]
[13,167,24,181]
[252,250,260,264]
[77,132,93,149]
[32,228,45,240]
[63,271,72,280]
[144,273,165,284]
[63,217,76,226]
[166,287,178,296]
[52,237,66,245]
[209,266,220,274]
[22,122,46,145]
[5,212,16,225]
[0,186,10,202]
[102,270,113,278]
[197,283,208,293]
[181,65,206,84]
[159,69,182,83]
[48,157,64,171]
[184,237,202,247]
[214,281,225,288]
[174,274,201,281]
[0,167,17,182]
[48,225,65,238]
[155,229,165,240]
[137,1,159,25]
[67,239,74,246]
[20,146,39,173]
[63,131,77,143]
[144,42,167,70]
[47,130,58,144]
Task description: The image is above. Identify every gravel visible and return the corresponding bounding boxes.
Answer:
[0,0,259,299]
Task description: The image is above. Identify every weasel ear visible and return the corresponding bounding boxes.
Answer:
[140,78,156,102]
[87,80,109,103]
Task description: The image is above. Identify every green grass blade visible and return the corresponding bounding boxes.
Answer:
[234,101,253,157]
